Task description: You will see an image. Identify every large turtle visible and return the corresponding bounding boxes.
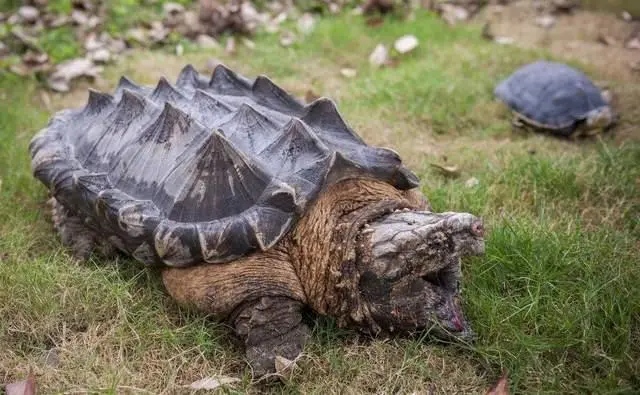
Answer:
[29,64,485,376]
[494,61,615,138]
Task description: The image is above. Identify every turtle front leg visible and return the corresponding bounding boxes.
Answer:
[161,245,308,376]
[231,296,310,377]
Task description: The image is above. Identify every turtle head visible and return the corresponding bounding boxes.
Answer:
[355,211,485,342]
[585,106,615,131]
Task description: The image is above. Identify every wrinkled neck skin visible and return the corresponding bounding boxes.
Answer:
[288,178,430,328]
[289,179,485,341]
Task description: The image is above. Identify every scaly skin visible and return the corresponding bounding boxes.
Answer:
[52,178,484,376]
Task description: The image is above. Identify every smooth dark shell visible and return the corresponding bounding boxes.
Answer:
[29,64,419,267]
[494,61,608,130]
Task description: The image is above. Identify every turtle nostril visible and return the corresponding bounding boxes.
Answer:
[471,221,484,237]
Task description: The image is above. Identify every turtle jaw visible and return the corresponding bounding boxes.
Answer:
[354,211,485,341]
[585,106,614,131]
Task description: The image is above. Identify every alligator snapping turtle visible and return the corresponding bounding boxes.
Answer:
[495,61,615,138]
[29,64,485,375]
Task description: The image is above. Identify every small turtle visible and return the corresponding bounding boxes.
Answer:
[29,64,485,376]
[494,61,615,138]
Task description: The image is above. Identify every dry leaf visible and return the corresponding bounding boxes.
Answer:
[486,373,509,395]
[196,34,220,48]
[340,68,357,78]
[280,31,296,47]
[394,34,418,54]
[465,177,480,188]
[430,163,461,178]
[5,375,36,395]
[225,36,236,55]
[17,6,39,24]
[241,38,255,49]
[626,37,640,50]
[274,355,299,381]
[89,48,110,63]
[369,43,389,67]
[535,15,555,29]
[0,41,9,57]
[597,34,617,46]
[297,13,315,35]
[494,36,515,45]
[186,375,240,390]
[47,58,102,92]
[439,3,469,25]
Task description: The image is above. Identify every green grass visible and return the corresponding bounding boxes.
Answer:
[37,26,82,63]
[1,9,639,393]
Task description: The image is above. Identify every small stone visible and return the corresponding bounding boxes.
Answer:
[369,44,389,67]
[90,48,111,63]
[280,31,296,47]
[535,15,556,29]
[0,41,8,56]
[494,36,515,45]
[84,33,105,51]
[297,13,315,35]
[22,50,48,65]
[164,2,185,15]
[340,68,357,78]
[18,6,39,24]
[242,38,255,50]
[621,11,632,22]
[196,34,220,49]
[439,4,469,25]
[108,39,127,53]
[394,34,418,54]
[465,177,479,188]
[626,37,640,50]
[71,10,88,25]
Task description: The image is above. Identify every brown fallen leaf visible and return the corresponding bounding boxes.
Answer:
[597,34,617,47]
[365,16,384,28]
[362,0,395,15]
[185,375,240,390]
[5,375,36,395]
[47,58,102,92]
[340,68,357,78]
[486,372,509,395]
[274,354,299,381]
[430,163,461,178]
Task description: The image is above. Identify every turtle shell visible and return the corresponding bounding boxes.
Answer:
[29,64,418,267]
[494,61,608,132]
